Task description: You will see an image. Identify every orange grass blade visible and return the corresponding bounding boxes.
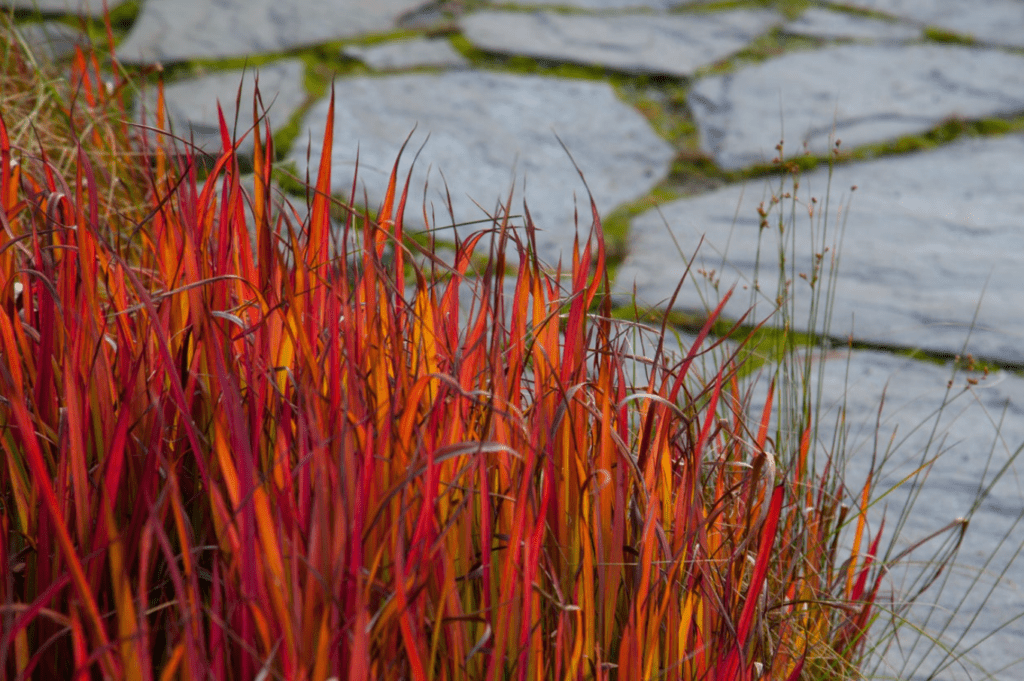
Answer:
[756,377,775,451]
[309,84,334,268]
[101,498,144,681]
[845,469,874,599]
[374,137,405,260]
[0,314,33,535]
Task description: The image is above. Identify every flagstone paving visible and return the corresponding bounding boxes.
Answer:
[823,0,1024,48]
[342,37,469,71]
[688,43,1024,169]
[285,71,675,266]
[612,134,1024,365]
[135,60,307,157]
[747,349,1024,678]
[116,0,432,63]
[781,7,923,42]
[461,9,781,77]
[485,0,696,8]
[12,21,90,62]
[6,0,126,17]
[9,0,1024,677]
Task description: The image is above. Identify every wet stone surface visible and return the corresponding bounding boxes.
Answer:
[116,0,432,63]
[461,9,781,78]
[688,43,1024,170]
[135,60,307,158]
[612,134,1024,365]
[286,71,674,266]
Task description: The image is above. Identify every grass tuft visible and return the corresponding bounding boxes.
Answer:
[1,12,1016,681]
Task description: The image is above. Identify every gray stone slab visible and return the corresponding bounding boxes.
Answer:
[286,71,674,266]
[783,8,922,42]
[115,0,431,63]
[482,0,698,8]
[612,134,1024,365]
[461,10,780,77]
[745,349,1024,680]
[4,0,127,17]
[689,43,1024,170]
[823,0,1024,48]
[12,21,90,62]
[135,60,307,158]
[343,37,469,70]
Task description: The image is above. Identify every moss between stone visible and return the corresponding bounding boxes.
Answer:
[448,33,613,81]
[804,2,908,23]
[923,25,978,46]
[483,2,611,17]
[610,301,1022,380]
[600,186,684,282]
[831,114,1024,164]
[73,0,142,45]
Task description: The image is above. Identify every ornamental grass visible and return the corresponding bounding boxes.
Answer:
[0,23,939,681]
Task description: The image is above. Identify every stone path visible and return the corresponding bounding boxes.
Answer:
[613,134,1024,365]
[7,0,127,17]
[8,0,1024,677]
[822,0,1024,48]
[135,60,307,157]
[343,37,469,71]
[495,0,694,8]
[10,20,89,63]
[781,8,923,42]
[116,0,432,63]
[285,72,673,263]
[688,43,1024,169]
[747,348,1024,680]
[460,10,781,78]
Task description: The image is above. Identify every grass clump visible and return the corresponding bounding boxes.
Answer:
[0,32,910,681]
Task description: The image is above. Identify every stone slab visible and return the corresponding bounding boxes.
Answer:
[612,134,1024,365]
[5,0,127,17]
[823,0,1024,48]
[286,71,674,267]
[343,37,468,70]
[12,21,90,62]
[461,10,780,78]
[482,0,699,8]
[688,43,1024,170]
[115,0,431,64]
[783,8,922,42]
[135,60,307,158]
[745,349,1024,679]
